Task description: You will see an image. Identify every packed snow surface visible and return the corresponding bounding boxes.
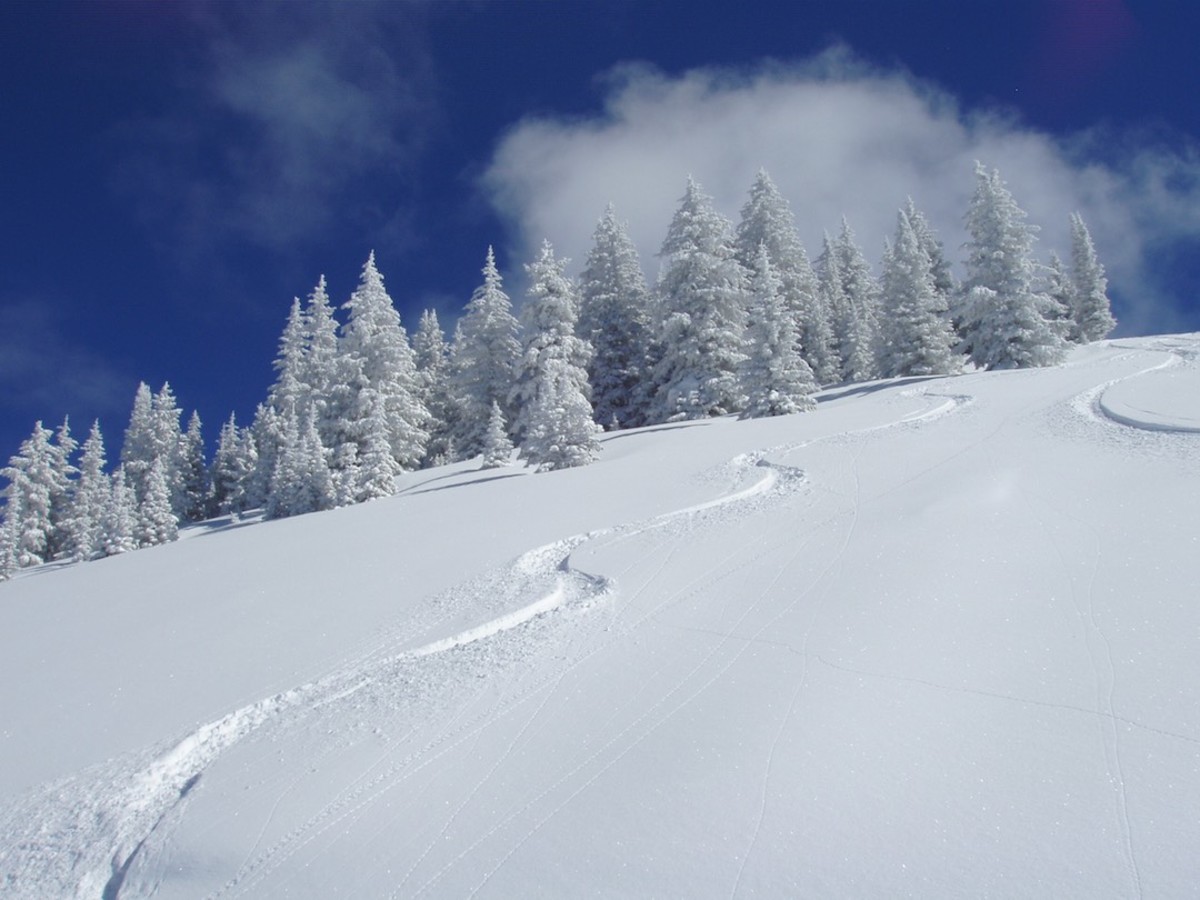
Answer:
[1,335,1197,898]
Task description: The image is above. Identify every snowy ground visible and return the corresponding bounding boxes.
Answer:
[1,335,1197,899]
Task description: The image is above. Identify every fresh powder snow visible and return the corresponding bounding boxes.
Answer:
[0,335,1197,898]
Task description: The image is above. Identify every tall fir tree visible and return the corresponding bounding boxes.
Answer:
[735,170,835,385]
[449,247,522,457]
[136,457,178,547]
[102,467,138,556]
[879,208,960,377]
[341,252,429,470]
[652,177,749,421]
[1068,212,1117,343]
[959,163,1067,370]
[1042,251,1077,342]
[413,308,455,465]
[510,241,599,468]
[511,240,594,446]
[480,401,515,469]
[832,219,882,382]
[1,422,58,568]
[739,244,818,417]
[577,204,655,429]
[180,411,210,521]
[522,357,602,471]
[64,420,109,562]
[210,413,256,519]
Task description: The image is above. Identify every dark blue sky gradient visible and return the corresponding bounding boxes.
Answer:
[1,0,1196,460]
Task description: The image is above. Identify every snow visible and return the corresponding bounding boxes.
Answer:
[1,335,1198,898]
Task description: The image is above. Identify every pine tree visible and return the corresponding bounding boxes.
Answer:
[903,198,956,304]
[960,163,1067,369]
[1,422,59,567]
[301,275,343,451]
[1042,251,1077,343]
[64,420,109,562]
[449,247,522,457]
[180,411,210,521]
[522,357,601,471]
[1068,212,1117,343]
[879,208,960,377]
[120,381,186,516]
[102,467,138,556]
[832,219,881,382]
[353,394,401,502]
[815,233,848,383]
[480,401,515,469]
[652,177,748,422]
[510,240,593,446]
[136,457,178,547]
[577,205,655,429]
[739,244,818,417]
[341,253,430,470]
[268,297,309,415]
[266,405,334,519]
[210,413,256,519]
[45,417,79,560]
[0,492,22,581]
[735,170,834,385]
[413,309,454,465]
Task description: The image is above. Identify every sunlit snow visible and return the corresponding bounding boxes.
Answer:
[1,335,1197,898]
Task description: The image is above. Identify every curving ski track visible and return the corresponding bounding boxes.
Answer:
[0,387,971,900]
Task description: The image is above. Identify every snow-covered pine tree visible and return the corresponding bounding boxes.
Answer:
[879,208,960,378]
[136,457,178,547]
[413,309,455,465]
[247,402,285,510]
[102,467,138,556]
[577,204,655,429]
[522,357,602,471]
[300,275,343,450]
[1041,251,1077,342]
[0,492,21,580]
[269,297,309,416]
[352,393,402,502]
[735,170,835,385]
[449,247,522,457]
[64,420,109,562]
[739,244,818,417]
[44,417,79,560]
[652,177,748,421]
[960,163,1067,370]
[511,241,598,469]
[1068,212,1117,343]
[511,240,594,446]
[815,233,847,383]
[341,252,430,471]
[832,219,882,382]
[120,382,187,516]
[179,411,210,521]
[480,401,515,469]
[210,413,256,519]
[266,405,335,519]
[1,422,59,568]
[903,198,956,305]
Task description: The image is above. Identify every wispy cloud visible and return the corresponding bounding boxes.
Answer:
[111,2,436,261]
[483,49,1200,335]
[0,298,135,431]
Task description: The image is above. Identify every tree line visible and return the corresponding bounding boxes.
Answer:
[1,162,1115,579]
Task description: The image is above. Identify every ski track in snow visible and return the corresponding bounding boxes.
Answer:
[0,386,971,900]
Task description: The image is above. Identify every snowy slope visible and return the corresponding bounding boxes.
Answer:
[1,335,1197,899]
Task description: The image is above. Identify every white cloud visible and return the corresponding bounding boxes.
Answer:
[483,50,1200,336]
[112,2,435,258]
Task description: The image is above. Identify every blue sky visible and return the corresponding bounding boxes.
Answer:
[2,0,1197,460]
